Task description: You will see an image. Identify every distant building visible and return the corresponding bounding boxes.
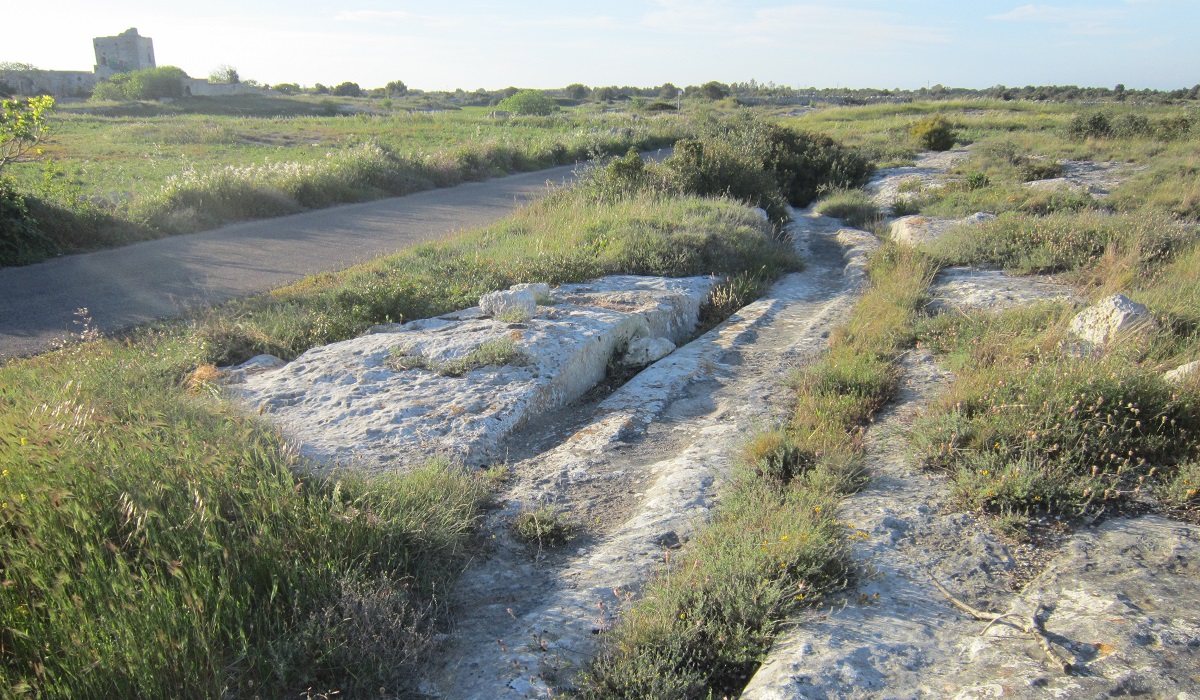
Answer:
[93,28,156,79]
[2,27,266,99]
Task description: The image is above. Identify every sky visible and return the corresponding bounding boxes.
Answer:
[6,1,1197,91]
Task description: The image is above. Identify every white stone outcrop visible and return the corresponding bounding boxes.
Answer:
[1067,293,1158,347]
[890,212,996,247]
[479,287,538,321]
[229,275,715,469]
[1165,360,1200,384]
[509,282,551,302]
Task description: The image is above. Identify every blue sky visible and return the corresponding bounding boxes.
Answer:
[7,1,1197,90]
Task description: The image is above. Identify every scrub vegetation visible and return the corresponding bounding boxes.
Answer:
[0,116,845,696]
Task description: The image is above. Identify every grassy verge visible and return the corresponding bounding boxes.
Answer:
[0,176,802,697]
[3,109,690,265]
[570,244,935,699]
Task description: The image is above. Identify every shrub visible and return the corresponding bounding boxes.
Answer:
[0,178,57,265]
[1067,111,1112,140]
[759,124,875,207]
[91,66,189,101]
[512,507,577,549]
[333,81,362,97]
[497,90,557,116]
[665,138,790,222]
[910,115,956,151]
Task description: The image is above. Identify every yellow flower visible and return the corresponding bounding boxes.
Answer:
[780,535,789,541]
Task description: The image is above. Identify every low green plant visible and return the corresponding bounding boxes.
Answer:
[497,90,558,116]
[927,210,1189,275]
[91,66,189,101]
[912,308,1200,517]
[910,115,956,151]
[512,507,578,549]
[814,189,882,229]
[388,337,527,377]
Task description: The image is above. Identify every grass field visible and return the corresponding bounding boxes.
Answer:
[794,100,1200,534]
[2,95,693,264]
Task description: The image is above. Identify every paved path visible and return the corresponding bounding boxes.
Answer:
[0,160,614,360]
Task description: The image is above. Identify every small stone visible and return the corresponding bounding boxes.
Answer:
[1165,360,1200,384]
[1067,294,1158,347]
[510,282,551,303]
[480,289,537,321]
[621,337,676,367]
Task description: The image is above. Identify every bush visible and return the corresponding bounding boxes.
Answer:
[91,66,189,101]
[1067,111,1112,140]
[0,179,57,265]
[496,90,557,116]
[333,81,362,97]
[759,124,875,207]
[910,115,956,151]
[665,138,790,222]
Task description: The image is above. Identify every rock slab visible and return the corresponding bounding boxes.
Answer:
[230,275,714,470]
[1068,293,1158,347]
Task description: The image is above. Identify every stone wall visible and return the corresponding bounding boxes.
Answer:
[0,70,97,98]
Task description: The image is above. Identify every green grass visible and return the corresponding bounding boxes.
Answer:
[187,189,798,368]
[0,168,798,695]
[813,189,883,230]
[387,337,528,377]
[570,244,935,699]
[912,304,1200,518]
[511,507,579,550]
[3,103,693,264]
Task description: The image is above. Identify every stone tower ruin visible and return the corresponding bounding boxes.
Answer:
[93,28,155,78]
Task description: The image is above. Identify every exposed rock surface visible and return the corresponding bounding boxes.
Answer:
[867,148,973,211]
[620,336,676,367]
[480,287,538,321]
[1068,293,1159,347]
[1024,160,1144,199]
[1166,360,1200,384]
[742,353,1200,699]
[229,275,714,469]
[890,212,996,246]
[425,210,877,698]
[928,267,1080,313]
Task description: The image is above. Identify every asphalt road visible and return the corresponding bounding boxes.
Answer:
[0,160,604,360]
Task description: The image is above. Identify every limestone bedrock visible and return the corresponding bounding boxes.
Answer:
[228,275,715,470]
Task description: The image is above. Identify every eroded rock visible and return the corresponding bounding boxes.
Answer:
[620,336,676,367]
[480,287,538,321]
[1166,360,1200,384]
[1068,293,1158,347]
[230,276,715,470]
[929,267,1079,313]
[890,212,995,246]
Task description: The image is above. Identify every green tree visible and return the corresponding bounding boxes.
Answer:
[658,82,680,99]
[1,95,54,173]
[385,80,408,97]
[497,90,557,116]
[272,83,301,95]
[699,81,731,100]
[209,64,240,84]
[564,83,590,100]
[92,66,188,101]
[333,81,362,97]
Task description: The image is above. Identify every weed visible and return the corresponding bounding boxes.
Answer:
[910,115,956,151]
[388,337,527,377]
[512,507,578,550]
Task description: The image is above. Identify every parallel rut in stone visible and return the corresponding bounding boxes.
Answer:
[424,211,877,698]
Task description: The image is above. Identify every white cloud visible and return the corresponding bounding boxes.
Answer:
[640,1,951,47]
[988,4,1129,35]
